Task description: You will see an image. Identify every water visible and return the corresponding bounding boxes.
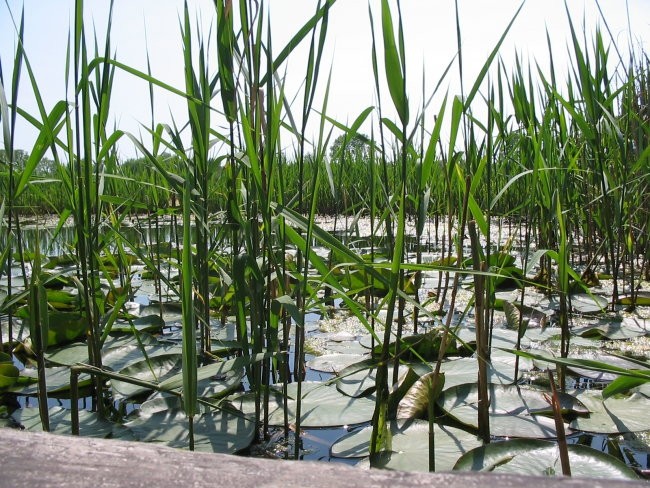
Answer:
[2,215,649,477]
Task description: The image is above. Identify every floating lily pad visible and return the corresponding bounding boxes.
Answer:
[573,316,648,340]
[454,438,639,479]
[437,383,586,438]
[102,344,183,372]
[616,291,650,306]
[571,293,609,314]
[502,301,549,331]
[439,357,518,391]
[0,363,19,389]
[397,371,445,419]
[143,365,244,402]
[124,407,255,453]
[307,353,368,373]
[335,360,415,398]
[45,341,88,366]
[570,390,650,434]
[319,340,369,355]
[8,406,126,438]
[333,419,482,472]
[111,353,182,400]
[231,381,376,428]
[457,327,528,350]
[566,352,641,382]
[9,366,90,396]
[111,314,165,334]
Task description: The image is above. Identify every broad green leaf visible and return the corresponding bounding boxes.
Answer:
[333,419,481,472]
[396,371,445,419]
[111,353,182,400]
[111,314,165,334]
[438,383,586,438]
[9,366,90,396]
[454,438,638,479]
[10,406,125,439]
[124,407,255,453]
[231,381,376,428]
[306,353,368,374]
[0,363,19,389]
[570,390,650,434]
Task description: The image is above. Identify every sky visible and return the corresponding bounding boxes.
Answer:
[1,0,649,159]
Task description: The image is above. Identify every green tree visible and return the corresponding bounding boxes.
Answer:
[329,132,370,161]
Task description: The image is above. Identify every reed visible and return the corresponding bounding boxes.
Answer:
[1,0,648,475]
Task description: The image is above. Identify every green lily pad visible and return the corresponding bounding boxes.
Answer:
[571,293,609,314]
[319,340,369,355]
[335,360,414,398]
[566,352,641,382]
[570,390,650,434]
[437,383,587,438]
[502,301,549,331]
[9,406,126,438]
[111,353,182,400]
[333,419,482,472]
[439,357,518,391]
[231,381,376,428]
[616,291,650,306]
[0,363,19,389]
[397,371,445,419]
[9,366,90,396]
[124,407,255,453]
[45,341,89,366]
[454,438,639,479]
[45,333,167,367]
[102,344,183,372]
[111,314,165,334]
[372,331,465,361]
[573,316,648,340]
[144,365,244,402]
[307,353,368,373]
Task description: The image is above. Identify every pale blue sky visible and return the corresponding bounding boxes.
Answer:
[1,1,648,158]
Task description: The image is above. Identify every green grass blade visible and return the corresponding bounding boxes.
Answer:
[380,0,408,126]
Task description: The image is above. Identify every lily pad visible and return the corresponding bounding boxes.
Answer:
[570,389,650,434]
[441,357,522,390]
[566,352,641,382]
[124,407,255,453]
[437,383,587,438]
[573,316,648,340]
[616,291,650,306]
[571,293,609,314]
[102,344,183,372]
[0,367,19,390]
[307,353,368,374]
[9,366,90,396]
[319,340,369,355]
[144,365,244,402]
[111,353,182,400]
[231,381,376,428]
[454,438,639,479]
[335,360,414,398]
[9,406,125,438]
[45,341,89,366]
[397,371,445,419]
[333,419,482,472]
[111,314,165,334]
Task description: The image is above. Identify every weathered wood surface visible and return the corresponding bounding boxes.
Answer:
[1,429,646,488]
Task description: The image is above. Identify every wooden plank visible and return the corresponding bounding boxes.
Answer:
[0,428,645,487]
